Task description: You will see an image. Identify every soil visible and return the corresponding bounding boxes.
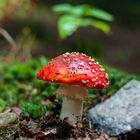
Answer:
[19,111,110,140]
[1,95,140,140]
[0,95,110,140]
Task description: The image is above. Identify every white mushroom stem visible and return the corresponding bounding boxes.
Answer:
[56,84,89,123]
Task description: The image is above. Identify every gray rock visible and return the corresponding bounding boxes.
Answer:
[0,112,18,127]
[88,80,140,136]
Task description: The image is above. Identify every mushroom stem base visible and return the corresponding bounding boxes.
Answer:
[60,96,83,122]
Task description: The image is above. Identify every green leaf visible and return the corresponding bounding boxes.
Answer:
[80,18,110,33]
[53,3,72,13]
[70,5,88,16]
[87,7,114,21]
[53,4,88,16]
[58,15,81,39]
[58,15,110,39]
[91,20,111,33]
[53,3,113,38]
[71,5,114,21]
[53,4,114,21]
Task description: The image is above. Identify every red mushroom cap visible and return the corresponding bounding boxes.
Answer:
[37,52,109,89]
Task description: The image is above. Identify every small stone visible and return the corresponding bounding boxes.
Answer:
[88,80,140,136]
[0,112,18,127]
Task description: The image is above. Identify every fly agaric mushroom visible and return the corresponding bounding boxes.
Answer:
[37,52,109,123]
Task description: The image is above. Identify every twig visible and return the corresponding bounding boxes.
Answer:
[0,27,17,49]
[0,27,18,62]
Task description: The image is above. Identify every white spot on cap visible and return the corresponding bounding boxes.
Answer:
[95,68,98,71]
[89,57,92,60]
[81,53,86,56]
[65,52,70,55]
[92,79,96,82]
[100,75,104,78]
[105,74,108,78]
[99,68,103,71]
[88,62,93,65]
[74,58,78,61]
[95,82,98,85]
[82,80,87,83]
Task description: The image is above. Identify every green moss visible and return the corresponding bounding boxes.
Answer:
[21,101,55,119]
[0,56,139,115]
